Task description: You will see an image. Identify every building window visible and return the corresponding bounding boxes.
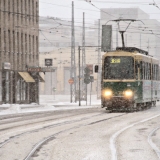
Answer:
[17,32,19,53]
[8,0,10,22]
[4,31,6,57]
[28,0,30,24]
[25,0,27,25]
[32,35,34,54]
[0,28,1,52]
[29,35,31,54]
[36,2,38,23]
[21,0,23,24]
[13,31,15,53]
[3,0,6,24]
[25,34,27,54]
[32,0,34,24]
[8,30,11,50]
[36,36,38,57]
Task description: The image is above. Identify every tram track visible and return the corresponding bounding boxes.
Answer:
[148,127,160,158]
[24,113,127,160]
[0,112,106,148]
[24,127,79,160]
[0,111,127,160]
[0,109,103,132]
[110,113,160,160]
[2,108,160,160]
[0,109,99,125]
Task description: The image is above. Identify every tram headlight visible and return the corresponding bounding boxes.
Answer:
[123,90,133,98]
[103,89,112,98]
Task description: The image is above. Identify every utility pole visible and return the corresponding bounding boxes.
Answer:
[97,19,101,99]
[140,33,141,49]
[51,70,52,95]
[148,38,149,52]
[70,1,76,103]
[78,46,81,106]
[125,34,127,47]
[116,28,118,47]
[82,12,86,104]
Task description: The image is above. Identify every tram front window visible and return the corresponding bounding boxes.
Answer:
[104,56,134,79]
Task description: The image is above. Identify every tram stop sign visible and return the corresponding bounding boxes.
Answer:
[68,78,74,84]
[53,87,56,92]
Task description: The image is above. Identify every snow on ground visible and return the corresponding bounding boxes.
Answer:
[0,95,101,115]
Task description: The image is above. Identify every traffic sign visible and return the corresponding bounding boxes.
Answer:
[84,67,91,84]
[68,78,74,84]
[90,76,94,82]
[86,64,93,74]
[53,87,56,92]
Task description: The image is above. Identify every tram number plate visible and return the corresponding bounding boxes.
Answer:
[111,58,121,63]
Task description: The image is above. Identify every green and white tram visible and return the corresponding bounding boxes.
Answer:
[97,47,160,112]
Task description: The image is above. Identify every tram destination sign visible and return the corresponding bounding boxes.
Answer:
[27,67,55,72]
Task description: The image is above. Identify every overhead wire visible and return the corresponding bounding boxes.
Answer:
[39,1,160,49]
[83,0,160,39]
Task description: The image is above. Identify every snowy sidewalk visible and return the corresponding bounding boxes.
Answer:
[0,95,101,115]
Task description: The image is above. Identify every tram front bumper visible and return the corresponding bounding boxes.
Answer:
[102,96,134,108]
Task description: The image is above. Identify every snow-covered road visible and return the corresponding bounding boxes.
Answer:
[1,95,160,160]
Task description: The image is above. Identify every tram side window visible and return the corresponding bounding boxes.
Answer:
[153,64,156,80]
[145,62,150,80]
[156,64,159,80]
[143,62,151,80]
[142,62,145,80]
[135,61,138,79]
[153,64,155,80]
[154,64,157,80]
[144,62,146,80]
[152,64,158,80]
[159,66,160,80]
[146,62,147,80]
[149,63,151,80]
[145,62,148,80]
[154,64,156,80]
[158,66,159,80]
[140,61,143,80]
[146,62,151,80]
[152,64,153,80]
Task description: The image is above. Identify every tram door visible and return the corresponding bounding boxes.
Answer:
[64,68,70,94]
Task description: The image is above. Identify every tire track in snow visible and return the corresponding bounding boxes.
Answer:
[110,113,160,160]
[148,127,160,158]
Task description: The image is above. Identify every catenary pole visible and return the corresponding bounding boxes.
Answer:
[97,19,101,99]
[140,33,141,49]
[82,12,87,105]
[78,46,81,106]
[148,38,149,52]
[70,1,76,103]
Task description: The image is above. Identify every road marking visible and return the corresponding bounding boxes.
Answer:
[110,113,160,160]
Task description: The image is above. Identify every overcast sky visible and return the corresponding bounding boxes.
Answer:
[39,0,160,22]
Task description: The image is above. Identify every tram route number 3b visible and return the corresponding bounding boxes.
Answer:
[111,58,121,63]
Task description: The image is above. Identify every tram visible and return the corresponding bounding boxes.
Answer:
[96,47,160,112]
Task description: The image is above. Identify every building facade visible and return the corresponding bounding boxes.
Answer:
[39,16,98,95]
[39,47,98,95]
[0,0,39,104]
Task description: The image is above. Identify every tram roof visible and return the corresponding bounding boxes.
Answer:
[116,47,148,55]
[103,47,159,64]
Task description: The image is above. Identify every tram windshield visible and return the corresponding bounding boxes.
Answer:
[104,56,134,79]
